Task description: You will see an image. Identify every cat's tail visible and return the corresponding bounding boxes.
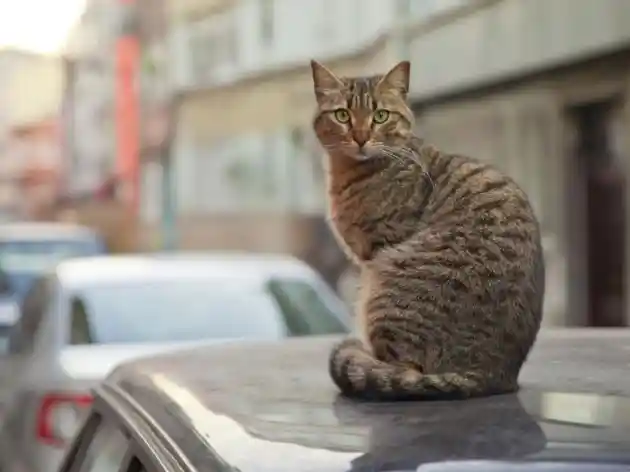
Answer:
[329,338,507,401]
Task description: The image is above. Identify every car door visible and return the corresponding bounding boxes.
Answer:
[58,399,180,472]
[59,412,142,472]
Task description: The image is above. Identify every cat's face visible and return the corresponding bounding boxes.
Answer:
[310,60,415,162]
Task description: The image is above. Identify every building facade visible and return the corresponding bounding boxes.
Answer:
[62,0,120,196]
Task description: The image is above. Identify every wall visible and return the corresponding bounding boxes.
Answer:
[171,0,395,91]
[62,0,119,195]
[6,118,63,218]
[0,51,63,218]
[169,42,390,218]
[2,55,62,126]
[407,0,630,100]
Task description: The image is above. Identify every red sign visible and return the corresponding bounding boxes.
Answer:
[115,32,140,212]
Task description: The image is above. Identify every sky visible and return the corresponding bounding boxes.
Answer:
[0,0,86,54]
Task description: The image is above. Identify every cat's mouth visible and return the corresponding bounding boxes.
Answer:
[354,152,371,162]
[353,144,381,162]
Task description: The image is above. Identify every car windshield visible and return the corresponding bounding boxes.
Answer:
[69,279,292,344]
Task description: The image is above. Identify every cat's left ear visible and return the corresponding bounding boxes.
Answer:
[310,59,344,104]
[377,61,410,97]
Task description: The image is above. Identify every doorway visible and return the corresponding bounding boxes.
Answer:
[568,100,626,326]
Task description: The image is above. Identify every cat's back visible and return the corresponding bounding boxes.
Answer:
[424,150,538,227]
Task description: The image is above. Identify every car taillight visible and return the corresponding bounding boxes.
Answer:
[36,393,93,447]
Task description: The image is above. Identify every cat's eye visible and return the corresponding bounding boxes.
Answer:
[333,109,350,123]
[373,109,390,124]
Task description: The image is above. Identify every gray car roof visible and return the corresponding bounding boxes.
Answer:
[104,329,630,472]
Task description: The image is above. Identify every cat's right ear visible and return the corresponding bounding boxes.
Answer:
[310,60,344,104]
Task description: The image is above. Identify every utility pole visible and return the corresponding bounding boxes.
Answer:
[137,0,177,250]
[160,93,178,250]
[60,56,77,197]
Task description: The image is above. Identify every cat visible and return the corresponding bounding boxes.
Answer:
[310,59,545,401]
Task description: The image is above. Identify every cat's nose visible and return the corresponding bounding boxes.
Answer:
[353,131,369,147]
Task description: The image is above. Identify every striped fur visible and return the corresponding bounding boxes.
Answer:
[310,60,545,401]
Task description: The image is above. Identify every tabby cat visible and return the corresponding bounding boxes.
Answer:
[310,59,545,401]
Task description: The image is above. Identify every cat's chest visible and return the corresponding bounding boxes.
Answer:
[328,186,416,227]
[328,189,418,245]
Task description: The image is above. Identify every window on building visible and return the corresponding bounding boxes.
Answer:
[315,0,335,41]
[260,0,274,46]
[188,13,239,85]
[396,0,411,18]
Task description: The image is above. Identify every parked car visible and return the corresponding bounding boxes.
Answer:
[51,329,630,472]
[0,222,107,302]
[0,252,351,472]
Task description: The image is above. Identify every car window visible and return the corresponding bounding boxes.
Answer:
[266,278,349,336]
[66,280,286,344]
[76,418,130,472]
[7,278,52,354]
[124,457,147,472]
[70,297,94,345]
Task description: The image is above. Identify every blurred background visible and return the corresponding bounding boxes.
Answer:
[1,0,629,328]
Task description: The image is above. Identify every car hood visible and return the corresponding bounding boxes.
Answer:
[108,329,630,472]
[60,339,241,381]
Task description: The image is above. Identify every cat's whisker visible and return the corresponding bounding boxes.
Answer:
[385,149,433,188]
[396,145,435,189]
[378,145,418,169]
[322,143,356,155]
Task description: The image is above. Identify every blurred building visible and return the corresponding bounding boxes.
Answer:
[7,119,63,219]
[136,0,175,241]
[62,0,119,197]
[0,49,64,219]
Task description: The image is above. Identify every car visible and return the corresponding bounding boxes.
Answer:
[0,222,107,302]
[53,328,630,472]
[0,252,352,472]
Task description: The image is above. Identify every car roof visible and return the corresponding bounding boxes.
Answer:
[54,252,318,288]
[103,329,630,472]
[0,222,99,241]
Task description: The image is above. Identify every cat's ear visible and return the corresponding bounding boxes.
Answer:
[377,61,410,96]
[310,60,344,103]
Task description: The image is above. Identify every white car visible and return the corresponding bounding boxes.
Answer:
[0,252,352,472]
